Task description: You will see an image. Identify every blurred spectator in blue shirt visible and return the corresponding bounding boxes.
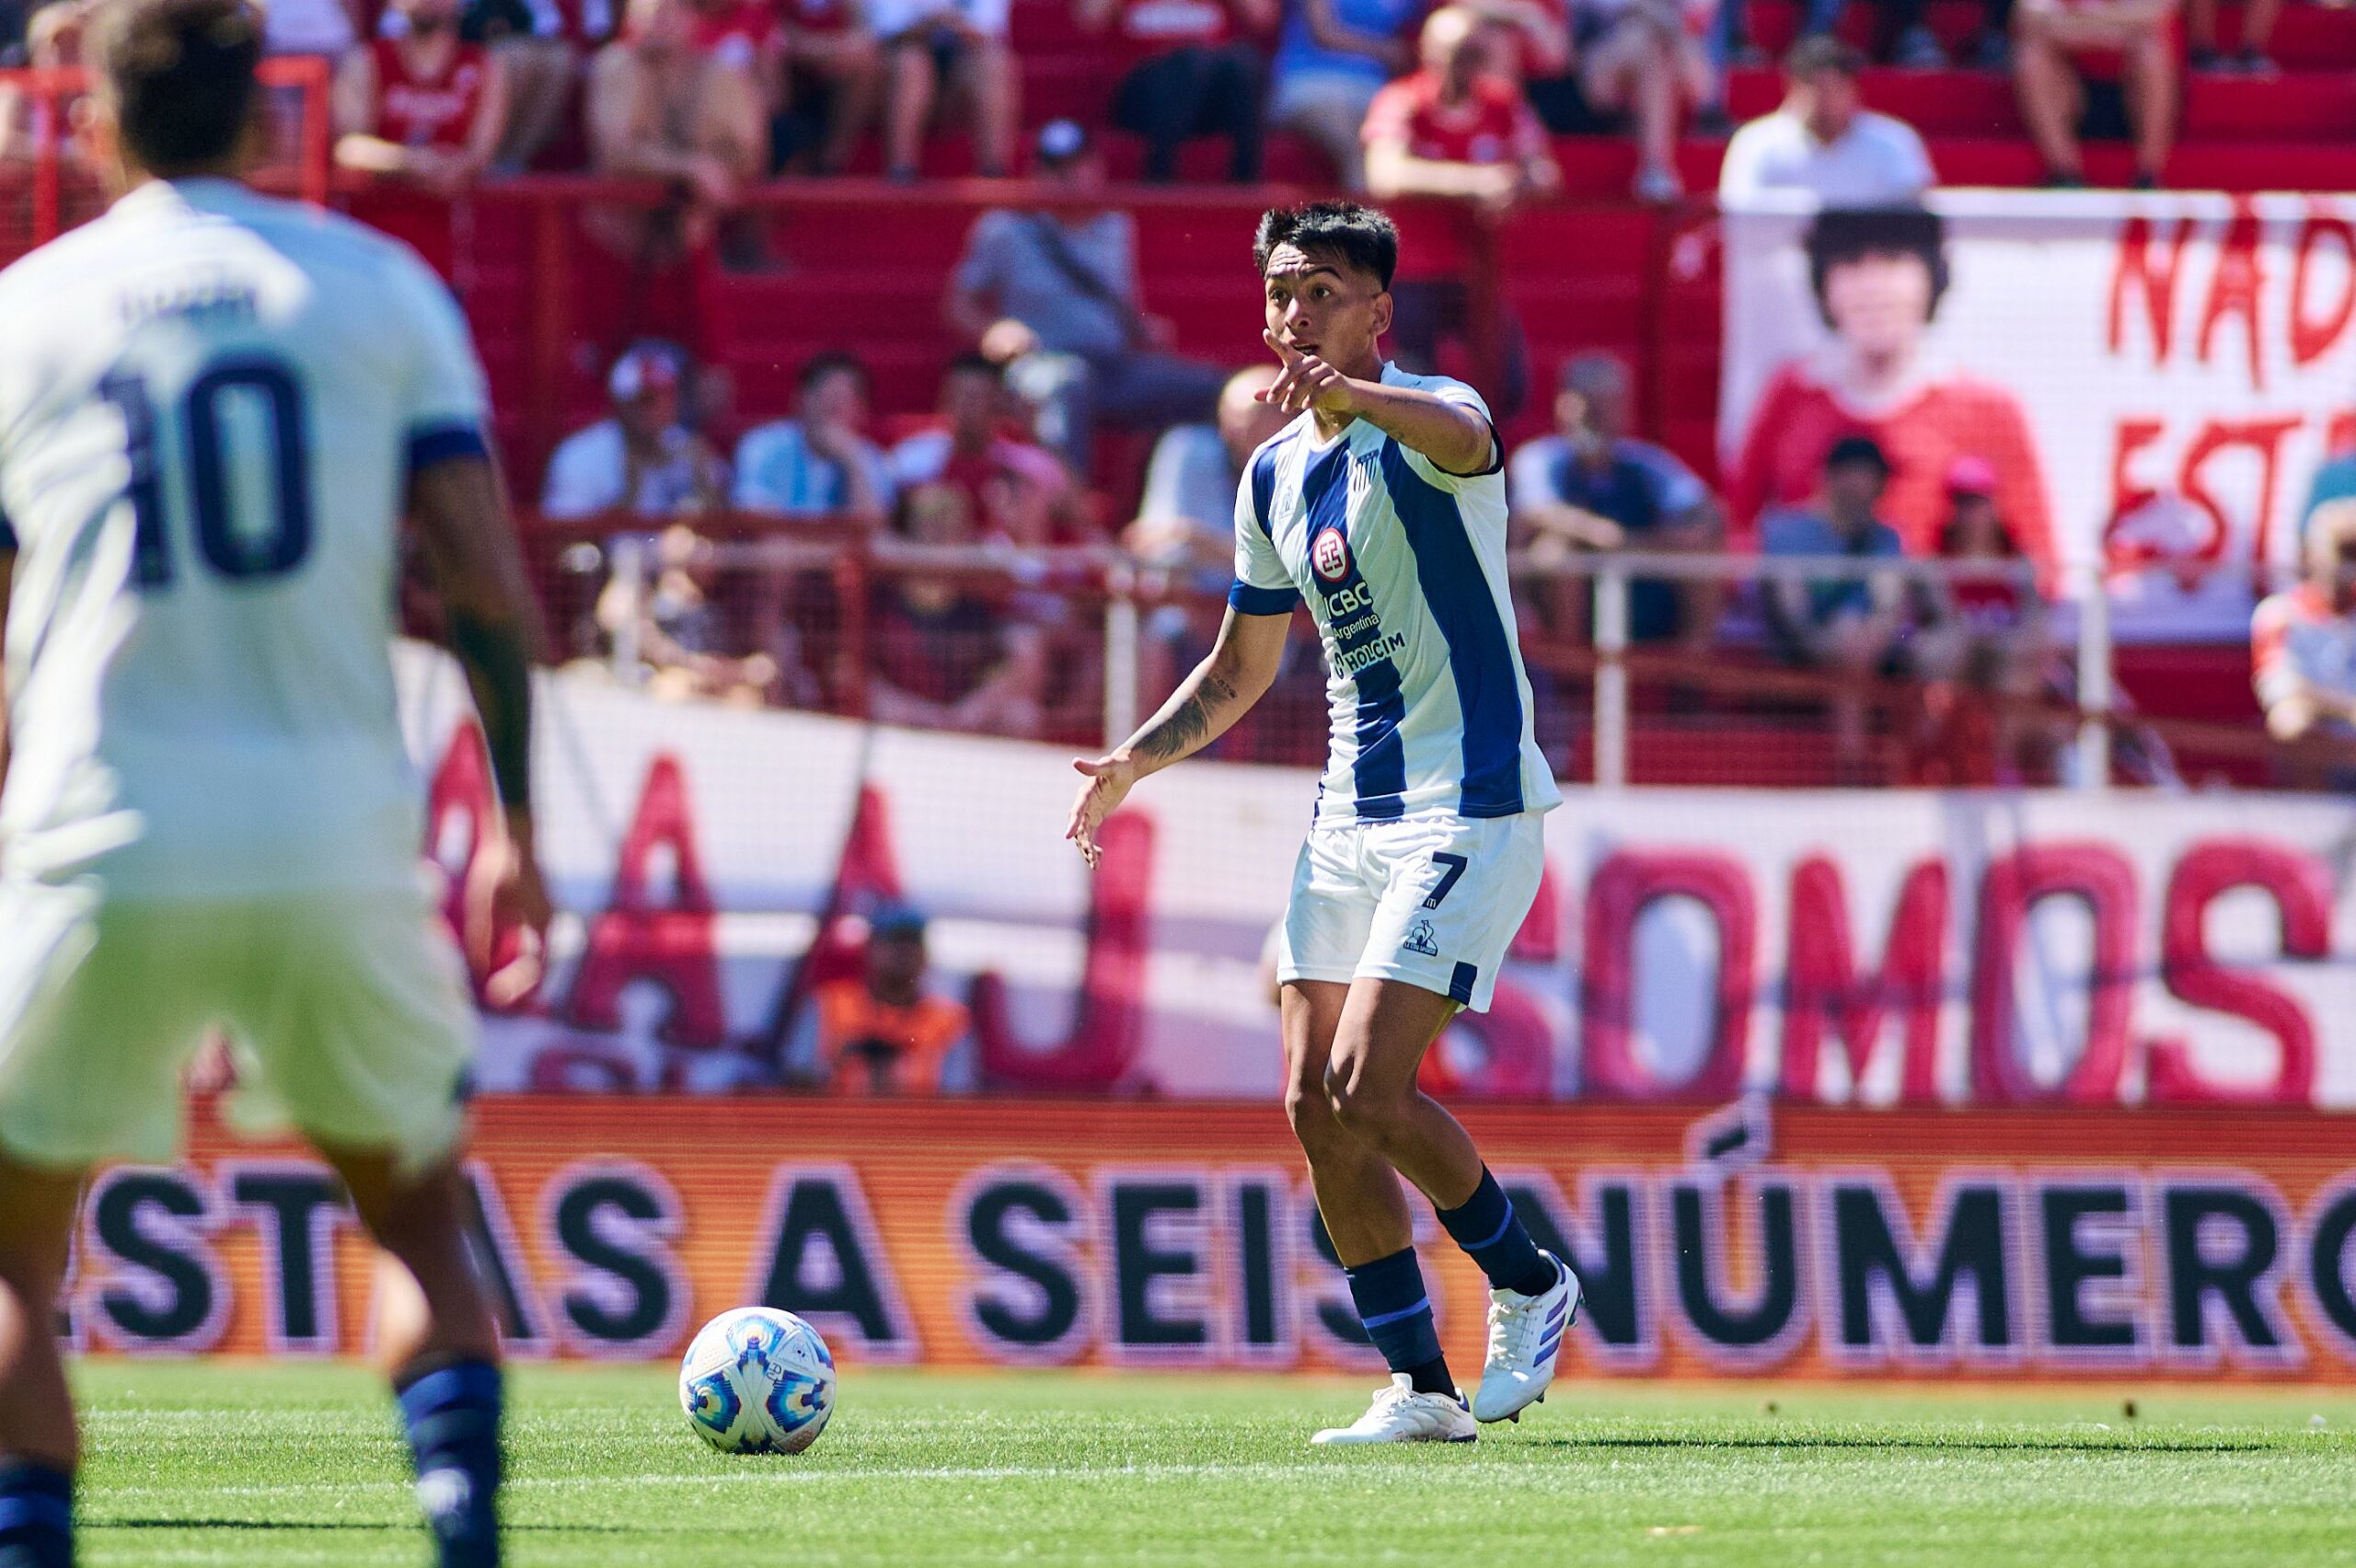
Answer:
[1761,433,1909,772]
[1267,0,1423,188]
[1507,351,1723,653]
[733,350,894,521]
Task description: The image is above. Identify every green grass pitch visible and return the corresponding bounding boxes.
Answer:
[70,1360,2356,1566]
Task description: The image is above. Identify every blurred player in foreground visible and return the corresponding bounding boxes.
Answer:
[0,2,549,1562]
[1067,201,1577,1445]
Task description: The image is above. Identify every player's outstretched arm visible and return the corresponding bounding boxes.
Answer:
[410,455,555,1004]
[1260,331,1495,477]
[1066,605,1290,868]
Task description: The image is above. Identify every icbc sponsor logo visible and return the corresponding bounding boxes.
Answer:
[1311,527,1349,582]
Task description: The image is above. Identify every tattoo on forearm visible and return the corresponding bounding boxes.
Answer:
[1135,670,1238,763]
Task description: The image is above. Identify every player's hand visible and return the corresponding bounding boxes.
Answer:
[1259,329,1360,417]
[466,814,554,1009]
[1065,751,1138,870]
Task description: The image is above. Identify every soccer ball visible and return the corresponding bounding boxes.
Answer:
[678,1307,836,1454]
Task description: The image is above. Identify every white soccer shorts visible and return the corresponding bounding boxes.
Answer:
[0,873,478,1172]
[1276,812,1546,1013]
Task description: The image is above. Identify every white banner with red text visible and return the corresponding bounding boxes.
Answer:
[402,646,2356,1107]
[1720,190,2356,639]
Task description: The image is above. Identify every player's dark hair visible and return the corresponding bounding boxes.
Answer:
[89,0,264,175]
[1254,202,1399,291]
[1803,205,1950,329]
[943,351,1002,383]
[1784,33,1865,78]
[799,350,870,395]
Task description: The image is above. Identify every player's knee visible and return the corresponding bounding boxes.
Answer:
[1284,1078,1347,1154]
[1322,1063,1408,1145]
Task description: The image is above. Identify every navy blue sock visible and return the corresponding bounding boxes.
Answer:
[1438,1168,1557,1297]
[0,1460,73,1568]
[396,1360,503,1568]
[1343,1247,1453,1396]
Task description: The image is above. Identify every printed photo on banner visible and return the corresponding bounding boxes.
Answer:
[1720,192,2356,640]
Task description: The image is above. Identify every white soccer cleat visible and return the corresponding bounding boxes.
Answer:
[1310,1375,1478,1446]
[1472,1250,1579,1424]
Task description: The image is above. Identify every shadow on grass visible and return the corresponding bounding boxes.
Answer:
[98,1520,659,1534]
[1530,1435,2276,1455]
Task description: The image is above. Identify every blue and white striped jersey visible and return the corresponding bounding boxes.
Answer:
[1228,364,1561,825]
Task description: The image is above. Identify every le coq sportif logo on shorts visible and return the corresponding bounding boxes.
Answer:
[1402,918,1440,958]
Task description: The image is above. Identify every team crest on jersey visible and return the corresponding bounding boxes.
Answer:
[1402,918,1441,958]
[1311,526,1350,582]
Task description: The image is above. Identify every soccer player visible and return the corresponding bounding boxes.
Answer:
[1065,201,1578,1445]
[0,2,550,1563]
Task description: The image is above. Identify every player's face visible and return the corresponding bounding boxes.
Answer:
[1822,249,1933,358]
[1263,245,1390,379]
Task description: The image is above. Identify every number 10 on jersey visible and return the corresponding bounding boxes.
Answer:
[99,354,314,588]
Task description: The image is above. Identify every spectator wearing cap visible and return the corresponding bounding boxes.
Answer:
[2255,500,2356,752]
[1761,434,1911,773]
[1718,36,1934,207]
[543,343,731,520]
[786,906,976,1094]
[2012,0,2177,189]
[2298,443,2356,549]
[733,351,895,520]
[944,121,1227,472]
[1912,455,2052,781]
[1364,8,1557,416]
[872,0,1017,179]
[1508,352,1724,653]
[1078,0,1274,182]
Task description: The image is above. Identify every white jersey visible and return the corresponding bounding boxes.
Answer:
[1230,364,1561,825]
[0,178,491,900]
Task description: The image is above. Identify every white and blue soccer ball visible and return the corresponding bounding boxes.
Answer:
[678,1307,836,1454]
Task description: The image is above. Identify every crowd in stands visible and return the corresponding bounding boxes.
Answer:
[0,0,2212,201]
[1,0,2337,785]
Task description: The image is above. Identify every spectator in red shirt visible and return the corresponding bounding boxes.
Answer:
[864,472,1053,736]
[1726,205,2055,579]
[887,352,1084,547]
[335,0,511,196]
[1363,6,1556,417]
[1078,0,1275,181]
[1911,455,2054,781]
[2013,0,2177,188]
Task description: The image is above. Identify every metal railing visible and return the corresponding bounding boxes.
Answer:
[537,514,2316,791]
